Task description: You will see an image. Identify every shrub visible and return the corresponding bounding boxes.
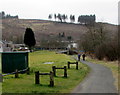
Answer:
[95,42,118,61]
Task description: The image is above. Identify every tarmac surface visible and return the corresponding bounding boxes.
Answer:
[72,60,117,93]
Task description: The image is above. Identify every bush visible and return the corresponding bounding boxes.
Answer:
[95,44,106,60]
[104,42,118,61]
[95,42,118,61]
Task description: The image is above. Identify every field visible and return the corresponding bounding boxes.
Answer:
[2,50,90,93]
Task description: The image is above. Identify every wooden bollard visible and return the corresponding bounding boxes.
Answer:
[52,66,56,76]
[76,62,78,70]
[68,62,70,69]
[35,71,39,84]
[68,62,79,70]
[50,71,54,87]
[64,66,67,78]
[15,69,19,78]
[0,74,2,82]
[26,67,30,75]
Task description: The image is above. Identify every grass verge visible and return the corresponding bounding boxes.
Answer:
[2,50,90,93]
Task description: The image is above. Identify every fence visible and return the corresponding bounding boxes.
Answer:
[68,61,78,70]
[2,67,30,78]
[0,74,2,82]
[52,66,67,78]
[35,71,54,87]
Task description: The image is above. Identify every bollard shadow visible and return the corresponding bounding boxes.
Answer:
[34,83,55,87]
[68,68,78,70]
[54,76,68,79]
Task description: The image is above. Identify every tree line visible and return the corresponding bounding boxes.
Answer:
[23,27,74,51]
[78,23,118,61]
[78,15,95,25]
[0,11,19,19]
[23,24,118,61]
[19,24,118,61]
[40,32,73,49]
[48,13,95,24]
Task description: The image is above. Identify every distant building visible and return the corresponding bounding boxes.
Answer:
[67,43,78,49]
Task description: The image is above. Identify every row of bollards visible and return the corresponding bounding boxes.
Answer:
[35,61,79,87]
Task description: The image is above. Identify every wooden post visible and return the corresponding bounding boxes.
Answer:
[35,71,39,84]
[64,66,67,78]
[52,66,56,76]
[15,69,19,78]
[50,71,54,87]
[39,72,41,85]
[26,67,30,75]
[0,74,2,82]
[68,62,70,69]
[76,62,78,70]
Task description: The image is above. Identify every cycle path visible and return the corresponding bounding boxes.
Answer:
[72,60,117,93]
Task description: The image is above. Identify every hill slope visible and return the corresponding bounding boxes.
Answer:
[2,18,118,45]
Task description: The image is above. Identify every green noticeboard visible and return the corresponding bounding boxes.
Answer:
[2,52,28,73]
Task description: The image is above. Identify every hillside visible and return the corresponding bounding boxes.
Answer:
[2,18,118,45]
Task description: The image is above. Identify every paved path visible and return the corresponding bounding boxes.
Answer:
[72,60,117,93]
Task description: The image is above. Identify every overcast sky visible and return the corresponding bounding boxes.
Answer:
[1,0,119,25]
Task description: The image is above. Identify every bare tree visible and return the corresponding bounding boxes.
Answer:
[57,13,62,22]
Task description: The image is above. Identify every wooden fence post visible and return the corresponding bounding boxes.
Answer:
[26,67,30,75]
[76,62,78,70]
[64,66,67,78]
[52,66,56,76]
[0,74,2,82]
[50,71,54,87]
[15,69,19,78]
[68,62,70,69]
[35,71,39,84]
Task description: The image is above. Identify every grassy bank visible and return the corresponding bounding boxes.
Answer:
[0,54,2,94]
[86,57,119,91]
[2,51,90,93]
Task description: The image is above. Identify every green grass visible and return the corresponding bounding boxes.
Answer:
[86,57,119,91]
[2,50,90,93]
[0,54,2,94]
[0,54,1,73]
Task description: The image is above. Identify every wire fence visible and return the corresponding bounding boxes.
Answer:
[2,68,29,76]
